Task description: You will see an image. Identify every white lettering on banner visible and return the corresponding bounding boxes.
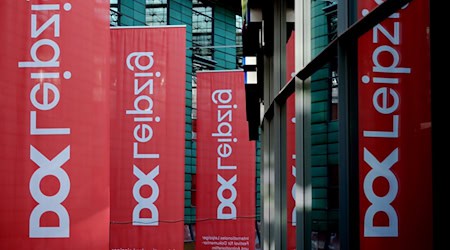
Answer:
[363,148,398,237]
[290,117,296,226]
[18,2,72,238]
[360,1,410,237]
[217,175,237,219]
[29,146,70,238]
[211,89,238,219]
[133,165,159,225]
[125,52,161,226]
[291,165,296,226]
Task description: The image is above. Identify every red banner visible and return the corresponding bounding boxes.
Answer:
[0,1,110,249]
[110,26,186,249]
[196,71,256,250]
[285,31,297,250]
[358,0,432,249]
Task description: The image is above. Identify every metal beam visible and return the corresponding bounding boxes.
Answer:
[337,0,358,248]
[261,0,287,249]
[261,0,414,120]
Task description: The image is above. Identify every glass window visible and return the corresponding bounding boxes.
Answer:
[309,1,339,249]
[323,1,338,121]
[192,1,213,65]
[110,0,120,26]
[146,0,167,26]
[236,15,243,68]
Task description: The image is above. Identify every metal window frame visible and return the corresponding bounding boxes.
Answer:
[145,3,168,26]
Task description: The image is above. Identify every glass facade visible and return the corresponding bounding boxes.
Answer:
[241,0,435,249]
[236,15,243,68]
[145,0,167,26]
[110,0,119,26]
[192,0,213,71]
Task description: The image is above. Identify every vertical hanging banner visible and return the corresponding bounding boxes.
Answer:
[110,26,186,249]
[358,0,432,249]
[196,70,256,250]
[285,31,297,250]
[0,1,110,249]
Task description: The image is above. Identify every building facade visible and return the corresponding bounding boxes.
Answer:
[109,0,441,249]
[109,0,261,247]
[241,0,440,249]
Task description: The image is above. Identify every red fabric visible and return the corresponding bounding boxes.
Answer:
[358,0,432,249]
[110,26,186,249]
[286,32,297,250]
[196,71,256,250]
[0,1,110,248]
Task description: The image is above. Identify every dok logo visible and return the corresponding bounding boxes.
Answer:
[217,175,237,219]
[363,148,398,237]
[133,165,159,226]
[29,146,71,238]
